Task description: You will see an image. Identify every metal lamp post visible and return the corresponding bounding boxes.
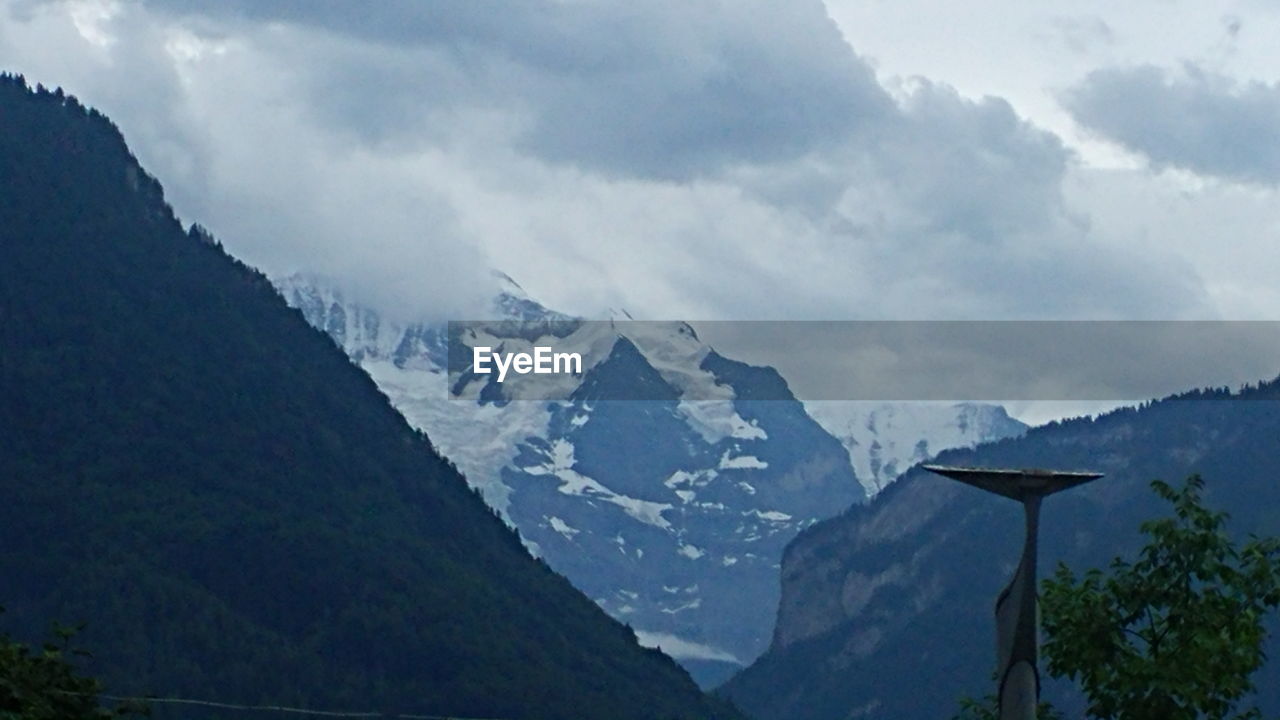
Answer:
[922,465,1103,720]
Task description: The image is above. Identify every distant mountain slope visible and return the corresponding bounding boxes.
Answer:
[279,276,1025,684]
[804,402,1026,495]
[0,74,740,720]
[721,382,1280,720]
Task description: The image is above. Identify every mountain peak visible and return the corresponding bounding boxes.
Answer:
[571,335,682,403]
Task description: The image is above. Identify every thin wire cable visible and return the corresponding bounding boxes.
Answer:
[74,692,509,720]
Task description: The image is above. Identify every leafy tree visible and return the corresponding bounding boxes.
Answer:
[1041,475,1280,720]
[0,612,144,719]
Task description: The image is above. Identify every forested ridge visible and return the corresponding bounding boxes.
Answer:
[0,74,741,720]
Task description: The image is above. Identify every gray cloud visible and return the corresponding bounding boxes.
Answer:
[1064,63,1280,185]
[870,82,1069,241]
[0,0,1214,325]
[143,0,893,180]
[1045,15,1114,55]
[0,1,495,320]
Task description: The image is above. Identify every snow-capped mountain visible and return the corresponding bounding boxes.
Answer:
[805,402,1027,496]
[275,273,1024,683]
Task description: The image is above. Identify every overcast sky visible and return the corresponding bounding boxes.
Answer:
[3,0,1280,414]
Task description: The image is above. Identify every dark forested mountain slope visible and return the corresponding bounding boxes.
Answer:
[721,382,1280,720]
[0,75,739,720]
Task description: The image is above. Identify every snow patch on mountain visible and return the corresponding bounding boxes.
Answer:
[719,450,768,470]
[524,438,676,530]
[547,516,580,540]
[678,400,768,443]
[634,631,742,664]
